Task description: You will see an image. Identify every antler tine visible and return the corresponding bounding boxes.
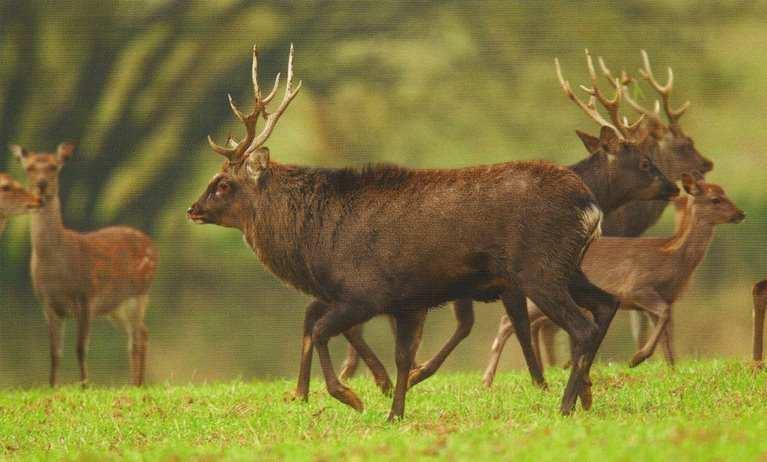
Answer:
[639,50,689,124]
[207,44,300,161]
[598,54,665,130]
[579,50,626,136]
[248,43,303,152]
[555,57,623,139]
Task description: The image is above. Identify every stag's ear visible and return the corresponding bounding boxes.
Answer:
[576,130,601,154]
[637,132,657,155]
[56,142,76,163]
[245,147,270,180]
[9,144,28,162]
[598,126,622,154]
[681,172,703,196]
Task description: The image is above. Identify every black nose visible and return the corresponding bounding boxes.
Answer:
[37,180,48,192]
[186,207,194,215]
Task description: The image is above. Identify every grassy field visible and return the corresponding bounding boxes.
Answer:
[0,359,765,461]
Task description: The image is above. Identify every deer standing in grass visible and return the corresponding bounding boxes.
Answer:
[189,45,619,419]
[753,279,767,366]
[0,173,41,236]
[10,143,158,387]
[331,49,680,391]
[484,174,744,385]
[485,50,716,379]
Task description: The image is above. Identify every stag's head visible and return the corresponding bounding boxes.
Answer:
[557,51,679,203]
[10,142,75,201]
[681,173,744,225]
[0,172,42,216]
[598,51,714,177]
[188,45,302,229]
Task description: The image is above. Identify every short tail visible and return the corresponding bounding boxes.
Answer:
[579,202,603,259]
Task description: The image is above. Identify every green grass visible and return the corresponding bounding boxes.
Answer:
[1,360,766,461]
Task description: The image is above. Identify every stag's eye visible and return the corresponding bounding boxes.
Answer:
[711,197,722,205]
[639,158,651,171]
[215,182,230,197]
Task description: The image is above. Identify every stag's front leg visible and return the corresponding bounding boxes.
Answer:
[312,303,375,412]
[502,288,547,389]
[389,309,426,421]
[75,302,92,388]
[294,300,328,401]
[408,298,474,388]
[342,325,393,396]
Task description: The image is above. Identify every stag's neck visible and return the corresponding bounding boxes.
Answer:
[569,155,622,213]
[29,196,70,256]
[243,168,327,298]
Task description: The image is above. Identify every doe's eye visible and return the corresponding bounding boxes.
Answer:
[216,182,230,196]
[0,185,10,192]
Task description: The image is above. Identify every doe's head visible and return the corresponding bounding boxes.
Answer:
[10,142,75,200]
[681,173,745,225]
[188,45,301,229]
[0,172,42,216]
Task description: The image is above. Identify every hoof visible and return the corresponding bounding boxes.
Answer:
[377,377,394,397]
[579,382,593,411]
[408,365,430,389]
[329,385,364,412]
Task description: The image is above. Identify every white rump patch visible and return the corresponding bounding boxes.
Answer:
[580,203,603,243]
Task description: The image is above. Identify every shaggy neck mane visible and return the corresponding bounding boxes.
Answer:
[241,163,415,300]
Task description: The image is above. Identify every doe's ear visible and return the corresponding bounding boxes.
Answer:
[245,147,270,179]
[56,142,76,163]
[576,130,601,154]
[9,144,28,162]
[598,126,622,154]
[681,172,703,196]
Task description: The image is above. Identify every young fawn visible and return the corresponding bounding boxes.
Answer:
[10,143,158,386]
[484,174,744,384]
[190,45,617,419]
[334,49,680,390]
[753,279,767,367]
[0,172,42,235]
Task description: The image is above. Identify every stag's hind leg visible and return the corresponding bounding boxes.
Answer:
[343,324,393,396]
[294,300,328,401]
[502,288,547,389]
[408,298,474,388]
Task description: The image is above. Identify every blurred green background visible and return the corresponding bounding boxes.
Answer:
[1,0,765,387]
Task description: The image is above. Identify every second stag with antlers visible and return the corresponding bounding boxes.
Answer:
[189,45,623,420]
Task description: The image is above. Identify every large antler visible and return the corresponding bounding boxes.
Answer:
[208,44,302,161]
[597,55,663,125]
[639,50,689,125]
[555,50,642,140]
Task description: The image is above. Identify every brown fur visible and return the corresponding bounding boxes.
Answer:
[0,172,41,235]
[11,143,158,387]
[483,176,744,385]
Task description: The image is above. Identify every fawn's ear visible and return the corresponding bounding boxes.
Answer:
[245,147,270,180]
[9,144,28,162]
[576,130,601,154]
[598,126,622,154]
[56,142,76,163]
[681,172,703,196]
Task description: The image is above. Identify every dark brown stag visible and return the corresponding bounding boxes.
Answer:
[11,143,158,387]
[189,45,619,419]
[334,49,679,390]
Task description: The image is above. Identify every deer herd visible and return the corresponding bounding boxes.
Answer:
[0,45,762,421]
